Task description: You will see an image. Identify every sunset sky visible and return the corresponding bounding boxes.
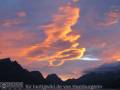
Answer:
[0,0,120,80]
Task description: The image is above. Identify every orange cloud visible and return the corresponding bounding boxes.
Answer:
[112,54,120,61]
[73,0,79,3]
[0,29,40,63]
[21,4,86,66]
[102,50,120,62]
[58,70,82,81]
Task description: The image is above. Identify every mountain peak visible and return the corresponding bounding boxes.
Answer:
[46,74,60,80]
[0,58,46,84]
[0,58,11,63]
[46,74,62,84]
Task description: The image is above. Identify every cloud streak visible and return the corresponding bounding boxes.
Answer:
[97,10,120,27]
[0,18,25,27]
[22,2,85,66]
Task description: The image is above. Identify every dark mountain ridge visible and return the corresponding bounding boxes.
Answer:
[0,58,46,85]
[0,58,120,88]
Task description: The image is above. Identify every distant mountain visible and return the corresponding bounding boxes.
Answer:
[0,58,120,88]
[66,61,120,88]
[46,74,63,85]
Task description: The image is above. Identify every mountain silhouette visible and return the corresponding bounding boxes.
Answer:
[0,58,46,85]
[0,58,120,88]
[65,61,120,88]
[46,74,63,85]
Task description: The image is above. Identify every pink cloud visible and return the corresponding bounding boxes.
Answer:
[97,10,120,27]
[16,11,27,17]
[0,18,25,27]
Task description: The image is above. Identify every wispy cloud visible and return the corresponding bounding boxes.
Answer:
[21,2,85,66]
[0,18,25,27]
[97,10,120,27]
[16,11,27,18]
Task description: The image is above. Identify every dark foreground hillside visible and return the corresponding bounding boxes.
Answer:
[0,58,120,89]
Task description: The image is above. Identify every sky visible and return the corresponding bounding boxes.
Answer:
[0,0,120,80]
